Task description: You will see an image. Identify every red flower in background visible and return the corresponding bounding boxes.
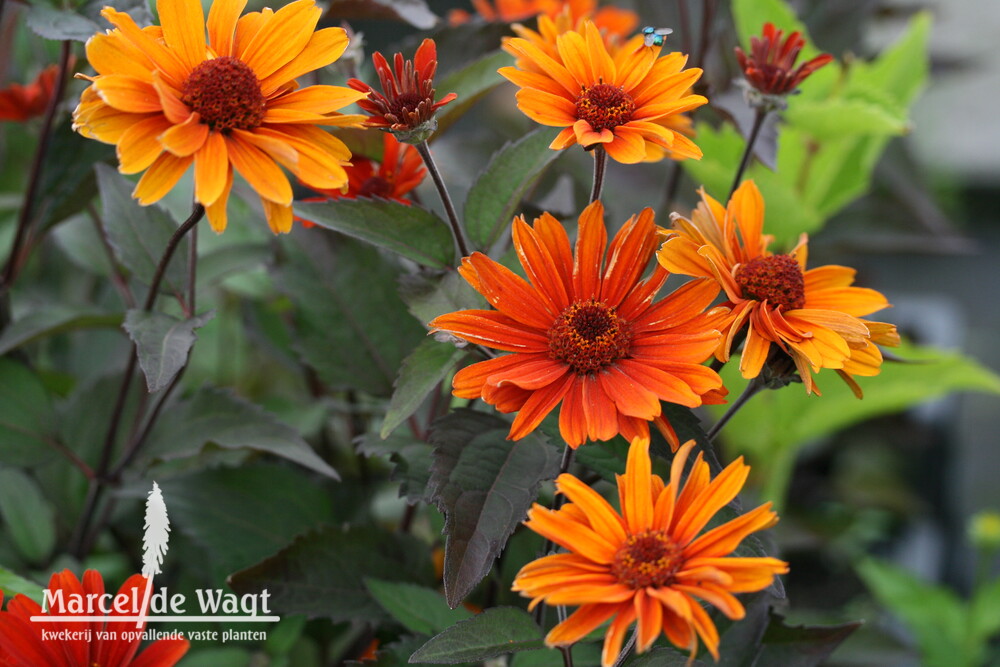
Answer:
[347,39,457,143]
[298,133,427,227]
[735,23,833,97]
[0,65,59,122]
[0,569,189,667]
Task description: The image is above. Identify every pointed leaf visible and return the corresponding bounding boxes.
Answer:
[274,233,426,397]
[364,578,472,636]
[143,386,340,479]
[0,566,44,604]
[428,409,562,607]
[293,199,454,269]
[382,337,466,438]
[756,611,862,667]
[0,306,121,356]
[0,469,56,565]
[409,607,544,663]
[464,127,561,252]
[435,50,512,135]
[160,464,335,574]
[95,164,190,296]
[326,0,438,29]
[228,525,432,622]
[123,310,214,392]
[0,359,57,467]
[26,6,101,42]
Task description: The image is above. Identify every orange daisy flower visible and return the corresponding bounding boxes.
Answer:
[499,20,706,164]
[657,180,900,396]
[72,0,367,234]
[297,133,426,227]
[0,65,60,122]
[0,569,189,667]
[429,201,727,449]
[513,438,788,665]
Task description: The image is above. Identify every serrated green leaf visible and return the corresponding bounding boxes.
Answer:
[714,340,1000,468]
[159,464,334,574]
[326,0,437,29]
[293,199,454,269]
[382,337,465,438]
[0,469,56,565]
[0,565,44,604]
[143,386,339,479]
[26,6,101,42]
[364,578,472,635]
[228,526,432,622]
[435,51,513,135]
[464,127,561,252]
[428,410,562,608]
[95,164,190,296]
[0,306,121,356]
[856,558,971,667]
[275,233,426,397]
[409,607,544,663]
[123,310,214,392]
[0,359,57,467]
[755,611,860,667]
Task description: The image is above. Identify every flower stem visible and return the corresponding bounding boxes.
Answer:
[729,108,768,199]
[0,40,73,296]
[693,0,717,72]
[416,140,470,260]
[559,646,575,667]
[589,146,607,203]
[707,375,765,441]
[611,629,638,667]
[70,203,205,558]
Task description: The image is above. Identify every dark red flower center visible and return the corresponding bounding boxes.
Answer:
[575,83,635,133]
[548,300,631,375]
[612,531,684,589]
[388,92,428,121]
[735,254,806,310]
[182,56,266,132]
[360,176,393,198]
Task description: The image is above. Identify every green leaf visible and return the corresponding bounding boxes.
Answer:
[275,234,426,397]
[970,577,1000,643]
[40,121,115,227]
[856,558,970,667]
[847,12,931,108]
[364,578,472,635]
[228,525,432,622]
[95,164,190,296]
[575,437,629,483]
[784,99,910,140]
[123,310,214,392]
[143,386,340,479]
[464,127,561,252]
[435,50,513,135]
[159,464,334,574]
[381,337,465,438]
[0,565,44,604]
[0,359,57,467]
[399,270,485,325]
[409,607,544,663]
[755,611,861,667]
[26,6,101,42]
[325,0,437,29]
[0,306,121,356]
[293,199,454,269]
[713,340,1000,502]
[196,243,272,288]
[0,469,56,565]
[428,410,562,607]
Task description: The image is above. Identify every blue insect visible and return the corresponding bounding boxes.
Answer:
[641,26,673,48]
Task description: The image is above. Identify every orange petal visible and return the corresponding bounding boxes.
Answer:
[206,0,248,57]
[239,0,319,80]
[545,603,619,647]
[225,133,292,204]
[204,166,234,232]
[573,200,607,298]
[159,113,209,157]
[133,152,192,205]
[430,310,549,352]
[158,0,207,71]
[116,115,171,174]
[194,130,229,206]
[508,371,574,439]
[261,27,350,96]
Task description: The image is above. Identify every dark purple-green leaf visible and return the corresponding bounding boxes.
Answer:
[409,607,544,663]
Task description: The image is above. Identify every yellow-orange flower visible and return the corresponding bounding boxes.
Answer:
[513,438,788,665]
[429,201,727,449]
[657,181,900,396]
[72,0,367,234]
[500,20,706,164]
